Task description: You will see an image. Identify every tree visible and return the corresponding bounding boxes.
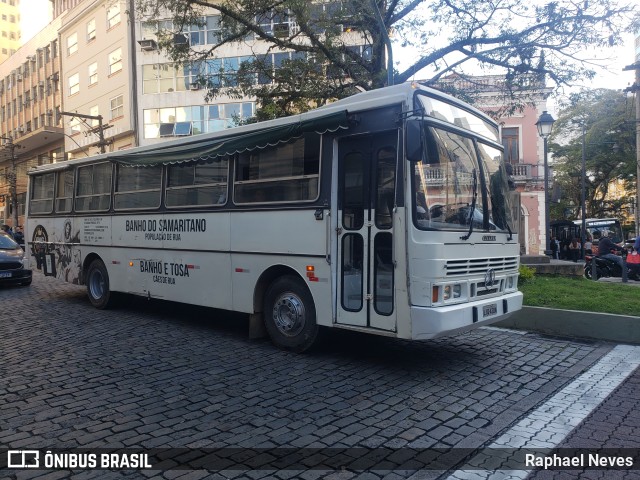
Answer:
[548,89,637,222]
[135,0,639,119]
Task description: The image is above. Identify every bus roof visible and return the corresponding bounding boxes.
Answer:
[28,82,497,174]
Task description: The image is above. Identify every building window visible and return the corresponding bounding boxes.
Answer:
[68,72,79,95]
[110,94,124,119]
[87,18,96,42]
[88,62,98,85]
[69,116,81,134]
[182,18,205,46]
[107,3,120,29]
[143,102,254,139]
[88,105,99,127]
[141,19,173,41]
[67,32,78,56]
[501,127,519,164]
[108,48,122,75]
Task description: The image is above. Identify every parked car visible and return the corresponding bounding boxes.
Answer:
[0,232,32,287]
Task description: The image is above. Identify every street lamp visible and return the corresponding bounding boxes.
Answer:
[536,110,555,256]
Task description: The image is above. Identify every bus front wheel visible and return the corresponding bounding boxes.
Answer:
[263,275,319,352]
[86,259,114,309]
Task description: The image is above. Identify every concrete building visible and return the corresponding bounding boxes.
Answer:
[59,0,136,157]
[0,16,64,228]
[0,0,20,65]
[134,7,257,147]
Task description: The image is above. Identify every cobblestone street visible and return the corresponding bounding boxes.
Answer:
[1,272,639,479]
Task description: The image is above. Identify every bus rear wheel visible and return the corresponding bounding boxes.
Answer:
[263,275,319,352]
[86,259,114,309]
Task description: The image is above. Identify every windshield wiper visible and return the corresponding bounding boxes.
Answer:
[460,169,477,241]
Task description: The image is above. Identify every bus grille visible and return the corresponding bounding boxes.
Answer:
[445,257,518,276]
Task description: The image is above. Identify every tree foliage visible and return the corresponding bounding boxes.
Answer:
[548,89,637,222]
[135,0,639,118]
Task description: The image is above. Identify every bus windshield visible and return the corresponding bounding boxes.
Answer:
[412,125,512,233]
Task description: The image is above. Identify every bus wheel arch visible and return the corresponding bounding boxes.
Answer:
[83,255,115,309]
[256,267,320,352]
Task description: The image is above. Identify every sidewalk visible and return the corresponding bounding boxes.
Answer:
[598,276,640,286]
[532,257,640,285]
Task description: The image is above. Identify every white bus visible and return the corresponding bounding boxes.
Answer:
[26,82,522,352]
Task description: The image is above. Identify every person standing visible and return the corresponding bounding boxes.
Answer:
[568,237,581,262]
[550,236,560,259]
[13,226,24,247]
[627,246,640,280]
[584,235,593,255]
[1,224,14,239]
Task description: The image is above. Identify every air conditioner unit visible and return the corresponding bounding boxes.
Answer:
[52,72,59,81]
[17,74,23,81]
[173,33,189,46]
[137,39,158,51]
[27,55,35,62]
[189,83,201,90]
[17,126,24,133]
[39,81,44,87]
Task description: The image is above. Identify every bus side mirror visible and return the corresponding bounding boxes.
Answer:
[405,119,422,162]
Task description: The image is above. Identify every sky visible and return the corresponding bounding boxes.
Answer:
[20,0,637,95]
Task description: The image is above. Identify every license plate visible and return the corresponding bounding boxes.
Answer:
[483,303,497,317]
[0,272,12,278]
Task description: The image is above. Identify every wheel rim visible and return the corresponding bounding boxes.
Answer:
[272,292,306,337]
[89,269,105,300]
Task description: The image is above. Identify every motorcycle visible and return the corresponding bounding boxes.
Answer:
[584,253,640,281]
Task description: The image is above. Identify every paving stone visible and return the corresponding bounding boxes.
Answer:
[2,272,636,479]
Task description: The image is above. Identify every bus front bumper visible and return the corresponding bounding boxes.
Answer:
[410,291,523,340]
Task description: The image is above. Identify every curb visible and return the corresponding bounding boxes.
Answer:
[495,306,640,344]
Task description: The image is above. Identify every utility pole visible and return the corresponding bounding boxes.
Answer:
[60,111,112,154]
[0,135,20,229]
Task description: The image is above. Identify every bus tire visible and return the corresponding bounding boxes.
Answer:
[263,275,319,353]
[86,259,114,309]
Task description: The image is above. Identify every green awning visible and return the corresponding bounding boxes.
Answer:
[111,110,349,167]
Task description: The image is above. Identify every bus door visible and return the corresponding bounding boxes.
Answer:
[336,131,397,331]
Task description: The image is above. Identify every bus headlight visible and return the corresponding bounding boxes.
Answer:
[443,283,462,300]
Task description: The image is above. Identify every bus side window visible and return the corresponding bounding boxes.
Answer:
[30,173,55,214]
[165,158,228,208]
[55,170,74,213]
[234,133,320,204]
[114,165,162,210]
[75,163,112,212]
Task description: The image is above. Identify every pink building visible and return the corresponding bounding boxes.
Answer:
[501,103,551,255]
